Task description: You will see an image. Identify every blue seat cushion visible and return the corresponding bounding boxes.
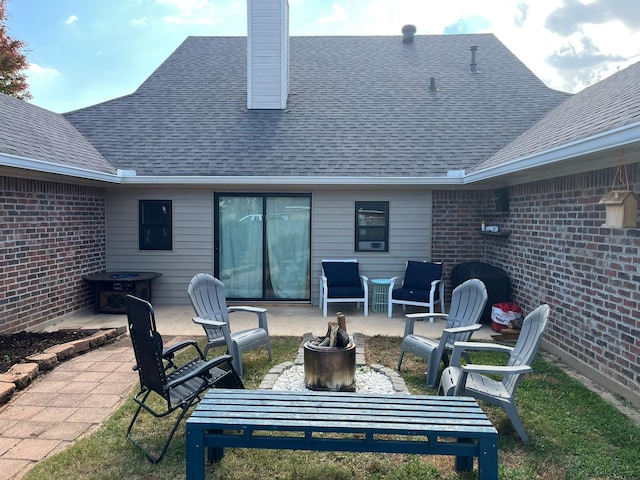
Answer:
[392,288,433,303]
[322,262,362,288]
[327,285,365,299]
[402,261,442,290]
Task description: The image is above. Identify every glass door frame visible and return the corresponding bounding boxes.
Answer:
[214,192,312,301]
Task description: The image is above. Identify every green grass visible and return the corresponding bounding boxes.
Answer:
[24,336,640,480]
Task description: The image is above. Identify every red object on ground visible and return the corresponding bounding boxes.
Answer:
[490,302,523,332]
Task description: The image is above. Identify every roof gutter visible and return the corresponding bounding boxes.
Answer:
[463,121,640,184]
[118,175,465,186]
[0,153,121,183]
[0,152,466,186]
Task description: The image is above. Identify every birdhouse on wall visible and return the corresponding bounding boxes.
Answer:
[599,190,638,228]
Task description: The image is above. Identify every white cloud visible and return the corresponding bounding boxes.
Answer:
[318,3,347,25]
[156,0,222,25]
[27,63,60,77]
[24,64,63,110]
[65,15,78,25]
[131,16,148,26]
[162,15,217,25]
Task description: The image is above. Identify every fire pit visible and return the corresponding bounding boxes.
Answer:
[303,313,356,392]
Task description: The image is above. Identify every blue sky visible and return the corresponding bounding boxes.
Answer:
[5,0,640,113]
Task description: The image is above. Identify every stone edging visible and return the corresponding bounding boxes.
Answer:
[0,326,128,406]
[258,332,410,394]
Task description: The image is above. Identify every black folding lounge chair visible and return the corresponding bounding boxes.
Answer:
[125,294,244,463]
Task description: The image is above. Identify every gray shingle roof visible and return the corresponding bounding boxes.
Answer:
[64,34,570,178]
[472,60,640,173]
[0,94,115,174]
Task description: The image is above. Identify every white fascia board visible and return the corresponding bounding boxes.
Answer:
[118,175,464,186]
[463,122,640,184]
[0,152,462,186]
[0,152,121,183]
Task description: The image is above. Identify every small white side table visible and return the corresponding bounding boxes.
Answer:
[371,278,391,313]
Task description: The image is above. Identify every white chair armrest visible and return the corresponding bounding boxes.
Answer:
[450,341,514,367]
[442,324,482,334]
[192,316,225,328]
[451,364,531,396]
[228,306,266,314]
[461,364,532,375]
[387,276,401,291]
[406,312,449,320]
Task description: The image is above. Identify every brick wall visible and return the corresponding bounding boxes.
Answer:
[0,176,106,332]
[433,162,640,406]
[432,189,485,281]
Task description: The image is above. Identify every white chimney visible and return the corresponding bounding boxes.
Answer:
[247,0,289,109]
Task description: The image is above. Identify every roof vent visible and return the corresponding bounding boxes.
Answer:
[429,77,438,92]
[469,45,479,73]
[402,24,416,44]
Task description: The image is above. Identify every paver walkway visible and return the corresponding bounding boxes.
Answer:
[0,336,137,480]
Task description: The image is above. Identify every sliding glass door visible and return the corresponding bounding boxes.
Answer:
[215,194,311,300]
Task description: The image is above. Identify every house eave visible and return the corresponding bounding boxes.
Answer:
[0,154,464,188]
[6,122,638,188]
[464,122,640,185]
[0,153,121,184]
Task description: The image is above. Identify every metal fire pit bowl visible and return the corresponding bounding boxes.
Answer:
[303,340,356,392]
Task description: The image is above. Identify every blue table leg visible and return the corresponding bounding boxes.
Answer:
[477,436,498,480]
[186,426,205,480]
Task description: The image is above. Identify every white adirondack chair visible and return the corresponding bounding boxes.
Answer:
[187,273,272,377]
[439,304,550,442]
[396,278,488,388]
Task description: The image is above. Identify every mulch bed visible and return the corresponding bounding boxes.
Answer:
[0,331,96,374]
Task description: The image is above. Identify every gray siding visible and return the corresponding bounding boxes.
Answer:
[105,188,433,306]
[311,189,433,305]
[105,189,214,305]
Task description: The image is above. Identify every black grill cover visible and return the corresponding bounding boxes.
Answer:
[450,262,511,323]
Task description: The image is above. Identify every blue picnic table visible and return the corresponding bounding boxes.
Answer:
[186,389,498,479]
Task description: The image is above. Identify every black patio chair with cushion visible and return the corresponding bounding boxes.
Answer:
[388,260,444,319]
[125,294,244,464]
[319,259,369,317]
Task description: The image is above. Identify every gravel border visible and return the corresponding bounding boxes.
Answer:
[258,332,409,394]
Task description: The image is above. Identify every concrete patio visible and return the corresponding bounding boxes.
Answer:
[41,302,497,341]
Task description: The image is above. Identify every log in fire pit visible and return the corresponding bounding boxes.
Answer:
[304,313,356,392]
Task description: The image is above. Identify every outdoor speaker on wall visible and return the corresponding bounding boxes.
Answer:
[495,187,509,213]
